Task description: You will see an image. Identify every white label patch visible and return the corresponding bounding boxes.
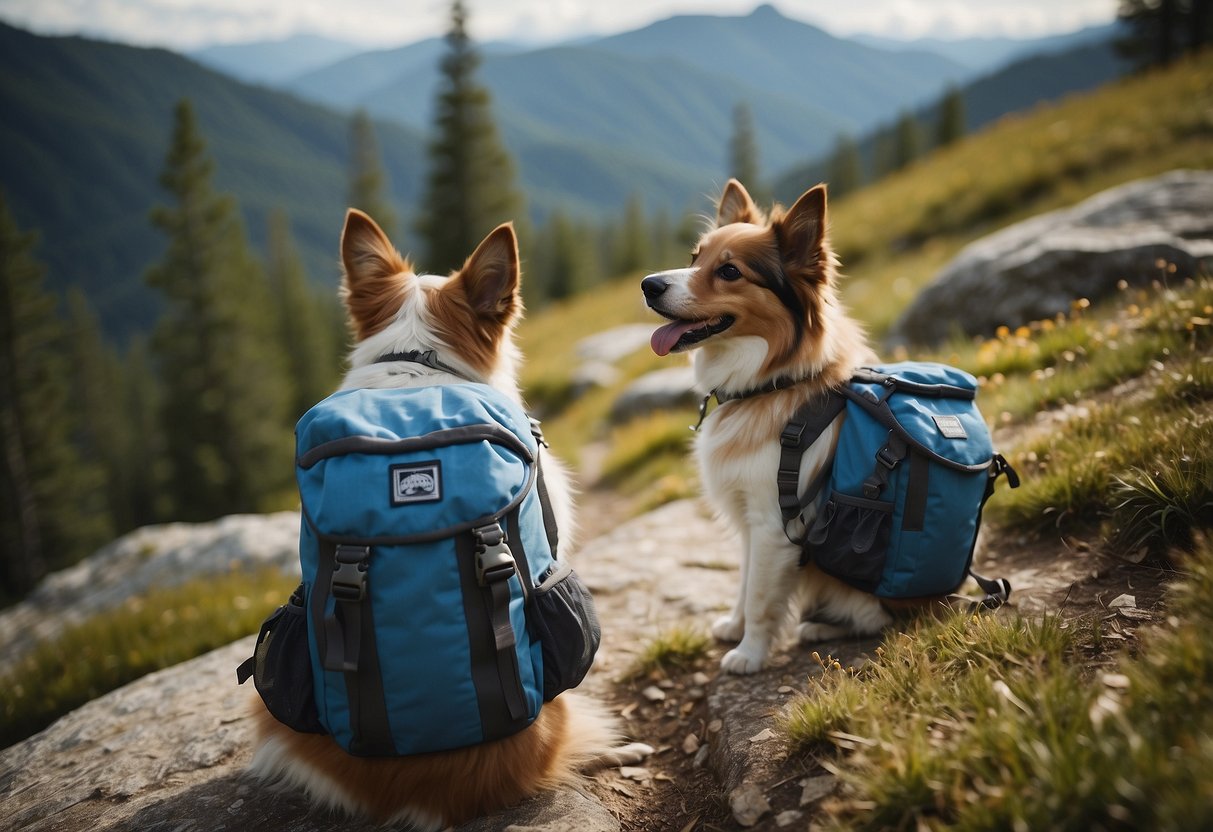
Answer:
[390,461,442,505]
[932,415,968,440]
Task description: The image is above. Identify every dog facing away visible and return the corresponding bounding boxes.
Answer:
[248,209,648,829]
[643,179,896,675]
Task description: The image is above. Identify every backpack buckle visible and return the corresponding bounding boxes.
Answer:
[331,545,370,602]
[473,523,516,586]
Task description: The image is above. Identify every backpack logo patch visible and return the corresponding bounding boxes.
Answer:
[390,461,442,505]
[932,415,968,440]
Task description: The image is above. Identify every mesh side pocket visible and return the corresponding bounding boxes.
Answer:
[529,563,600,701]
[252,587,325,734]
[806,493,892,593]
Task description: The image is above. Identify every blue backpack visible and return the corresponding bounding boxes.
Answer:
[239,366,599,757]
[778,362,1018,602]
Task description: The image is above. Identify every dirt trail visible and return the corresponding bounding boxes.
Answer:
[567,469,1176,831]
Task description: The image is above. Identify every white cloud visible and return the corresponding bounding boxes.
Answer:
[0,0,1119,50]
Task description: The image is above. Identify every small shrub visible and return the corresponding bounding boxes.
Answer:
[624,625,711,680]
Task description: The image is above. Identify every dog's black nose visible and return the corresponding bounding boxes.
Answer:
[641,275,669,300]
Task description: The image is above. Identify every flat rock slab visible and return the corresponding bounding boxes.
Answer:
[0,637,618,832]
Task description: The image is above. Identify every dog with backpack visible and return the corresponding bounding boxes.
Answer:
[642,179,1016,675]
[239,210,649,828]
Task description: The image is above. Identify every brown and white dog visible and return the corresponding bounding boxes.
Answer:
[643,179,895,675]
[248,209,648,828]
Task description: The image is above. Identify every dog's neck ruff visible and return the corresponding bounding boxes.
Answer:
[690,373,807,432]
[374,349,474,382]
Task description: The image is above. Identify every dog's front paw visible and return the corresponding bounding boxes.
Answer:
[593,742,656,768]
[720,644,766,675]
[796,620,850,644]
[711,615,745,643]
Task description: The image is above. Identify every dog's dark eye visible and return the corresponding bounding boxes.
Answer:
[717,263,742,281]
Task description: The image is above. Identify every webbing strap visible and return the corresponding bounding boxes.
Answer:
[777,393,847,526]
[456,524,529,738]
[321,544,370,673]
[534,449,560,561]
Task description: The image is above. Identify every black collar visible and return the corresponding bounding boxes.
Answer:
[373,349,473,381]
[691,374,806,432]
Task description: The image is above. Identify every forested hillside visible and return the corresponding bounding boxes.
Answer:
[0,22,424,340]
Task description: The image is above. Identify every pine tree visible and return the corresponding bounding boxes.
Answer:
[265,208,342,419]
[1118,0,1212,67]
[893,111,923,171]
[827,134,863,198]
[418,0,523,274]
[728,102,769,204]
[936,87,966,149]
[612,193,651,275]
[347,109,399,241]
[0,193,110,599]
[145,99,293,521]
[64,289,146,535]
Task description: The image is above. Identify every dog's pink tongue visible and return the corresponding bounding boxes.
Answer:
[651,320,699,356]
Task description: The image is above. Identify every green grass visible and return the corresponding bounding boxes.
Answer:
[782,540,1213,830]
[514,55,1213,511]
[832,53,1213,335]
[0,568,296,748]
[624,625,712,681]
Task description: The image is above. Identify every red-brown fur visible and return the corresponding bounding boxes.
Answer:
[249,210,642,827]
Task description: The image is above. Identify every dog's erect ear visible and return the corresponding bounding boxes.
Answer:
[716,179,762,227]
[340,208,412,339]
[455,223,521,322]
[773,184,828,275]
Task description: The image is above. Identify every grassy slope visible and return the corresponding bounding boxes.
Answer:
[518,53,1213,507]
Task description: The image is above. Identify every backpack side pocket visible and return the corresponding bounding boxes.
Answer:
[806,493,893,593]
[243,585,325,734]
[528,562,600,700]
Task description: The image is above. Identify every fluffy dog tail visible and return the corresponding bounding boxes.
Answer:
[247,692,623,830]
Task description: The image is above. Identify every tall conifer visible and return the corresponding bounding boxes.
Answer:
[418,0,522,274]
[729,102,764,199]
[936,87,966,149]
[266,208,341,419]
[347,110,399,240]
[0,194,110,598]
[828,135,863,197]
[145,100,292,520]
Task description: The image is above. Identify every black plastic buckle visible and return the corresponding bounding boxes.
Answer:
[473,523,516,586]
[331,544,370,602]
[876,445,901,470]
[780,419,806,448]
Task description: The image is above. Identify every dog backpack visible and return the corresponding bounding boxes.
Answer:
[238,378,600,757]
[778,362,1018,602]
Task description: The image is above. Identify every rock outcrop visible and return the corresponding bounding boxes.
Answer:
[889,170,1213,346]
[0,512,300,672]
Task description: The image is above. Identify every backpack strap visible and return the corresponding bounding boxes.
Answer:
[530,417,560,561]
[777,392,847,543]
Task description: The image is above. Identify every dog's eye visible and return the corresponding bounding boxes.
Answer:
[717,263,742,281]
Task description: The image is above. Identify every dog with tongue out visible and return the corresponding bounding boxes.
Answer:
[640,179,886,676]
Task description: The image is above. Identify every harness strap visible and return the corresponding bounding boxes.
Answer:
[777,393,847,534]
[373,349,472,380]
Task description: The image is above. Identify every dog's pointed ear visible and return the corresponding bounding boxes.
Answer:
[340,208,412,339]
[774,184,828,274]
[455,223,521,322]
[716,179,762,227]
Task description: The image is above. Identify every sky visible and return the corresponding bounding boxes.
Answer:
[0,0,1119,51]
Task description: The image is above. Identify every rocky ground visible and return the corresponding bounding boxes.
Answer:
[0,479,1171,832]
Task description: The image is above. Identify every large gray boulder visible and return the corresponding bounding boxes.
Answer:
[0,512,300,672]
[888,170,1213,346]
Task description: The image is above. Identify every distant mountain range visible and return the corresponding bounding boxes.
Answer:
[0,5,1126,341]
